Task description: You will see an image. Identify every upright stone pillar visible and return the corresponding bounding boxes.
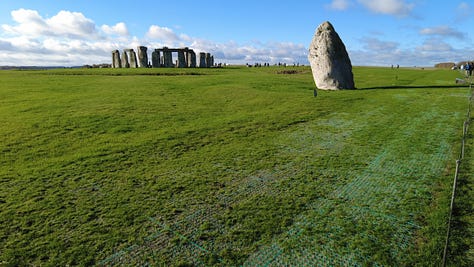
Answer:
[188,50,196,68]
[177,50,187,68]
[128,49,138,68]
[163,47,173,67]
[121,50,130,68]
[199,52,206,68]
[137,46,148,68]
[112,50,121,68]
[152,49,161,68]
[308,21,354,90]
[205,53,212,68]
[210,55,214,67]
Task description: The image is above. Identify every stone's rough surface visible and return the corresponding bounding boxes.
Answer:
[121,50,130,68]
[163,47,173,68]
[188,50,196,68]
[177,50,186,68]
[205,53,212,68]
[127,49,138,68]
[152,49,160,68]
[137,46,148,68]
[199,52,206,68]
[308,21,355,90]
[112,50,121,68]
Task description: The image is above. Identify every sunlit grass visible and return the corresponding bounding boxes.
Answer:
[0,66,470,265]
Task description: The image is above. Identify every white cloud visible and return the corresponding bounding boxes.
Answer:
[358,0,414,17]
[146,25,180,43]
[456,2,472,21]
[412,38,469,66]
[46,10,97,39]
[1,7,468,67]
[417,38,453,53]
[101,22,129,36]
[7,36,42,51]
[0,39,13,50]
[0,9,138,65]
[349,34,474,67]
[327,0,351,10]
[2,9,99,39]
[458,2,471,10]
[419,26,465,40]
[349,37,402,66]
[2,9,47,36]
[179,33,192,42]
[184,38,307,64]
[360,37,399,52]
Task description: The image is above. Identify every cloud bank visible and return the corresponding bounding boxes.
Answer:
[0,7,471,67]
[358,0,414,17]
[327,0,351,10]
[328,0,415,17]
[0,9,308,66]
[419,26,466,40]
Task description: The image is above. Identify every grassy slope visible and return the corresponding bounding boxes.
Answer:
[0,67,470,266]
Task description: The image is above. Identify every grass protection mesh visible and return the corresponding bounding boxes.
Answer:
[243,110,453,266]
[99,171,284,266]
[100,99,460,266]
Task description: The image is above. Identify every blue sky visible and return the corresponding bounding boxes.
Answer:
[0,0,473,66]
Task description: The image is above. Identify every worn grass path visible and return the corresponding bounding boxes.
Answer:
[0,66,470,266]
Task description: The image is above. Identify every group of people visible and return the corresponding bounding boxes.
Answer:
[461,62,474,76]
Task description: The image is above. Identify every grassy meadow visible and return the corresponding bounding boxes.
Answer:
[0,66,472,266]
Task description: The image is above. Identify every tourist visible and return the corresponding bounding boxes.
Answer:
[466,63,471,76]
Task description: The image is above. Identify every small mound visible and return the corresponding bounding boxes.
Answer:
[276,70,301,74]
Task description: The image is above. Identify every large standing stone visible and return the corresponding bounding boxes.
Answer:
[128,49,138,68]
[177,50,187,68]
[121,50,130,68]
[151,49,161,68]
[205,53,212,68]
[163,47,173,67]
[187,50,197,68]
[199,52,206,68]
[308,21,354,90]
[137,46,148,68]
[112,50,121,68]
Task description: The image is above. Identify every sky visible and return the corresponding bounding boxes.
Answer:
[0,0,473,67]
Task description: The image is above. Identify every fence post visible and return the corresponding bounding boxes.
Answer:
[442,159,461,266]
[442,86,474,266]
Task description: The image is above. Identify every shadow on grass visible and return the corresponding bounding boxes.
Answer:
[357,85,469,90]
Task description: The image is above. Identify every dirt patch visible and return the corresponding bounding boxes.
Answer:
[277,70,301,74]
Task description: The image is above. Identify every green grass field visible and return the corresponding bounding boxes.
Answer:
[0,66,472,266]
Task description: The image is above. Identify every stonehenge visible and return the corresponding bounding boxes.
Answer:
[112,46,214,68]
